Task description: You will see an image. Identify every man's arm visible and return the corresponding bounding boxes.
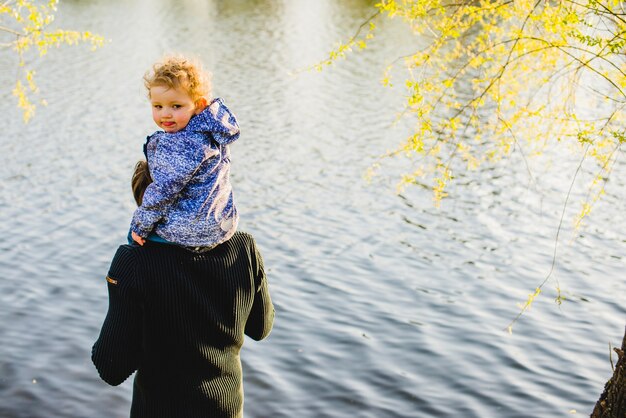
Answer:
[92,246,143,386]
[130,133,208,238]
[244,237,275,341]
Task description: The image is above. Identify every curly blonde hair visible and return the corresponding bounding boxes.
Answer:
[144,55,211,102]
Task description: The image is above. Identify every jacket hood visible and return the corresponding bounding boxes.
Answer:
[187,98,240,145]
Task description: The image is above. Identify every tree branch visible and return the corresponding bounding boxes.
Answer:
[0,25,23,36]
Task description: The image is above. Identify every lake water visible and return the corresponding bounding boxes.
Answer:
[1,1,625,417]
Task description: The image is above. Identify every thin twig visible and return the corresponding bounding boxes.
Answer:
[499,116,539,190]
[524,36,626,100]
[610,342,615,372]
[506,143,591,331]
[292,9,381,75]
[0,25,22,36]
[565,0,626,25]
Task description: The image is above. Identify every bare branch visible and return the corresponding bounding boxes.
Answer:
[521,36,626,100]
[0,25,23,36]
[506,143,591,331]
[564,0,626,25]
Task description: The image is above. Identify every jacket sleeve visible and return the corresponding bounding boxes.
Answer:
[244,237,274,341]
[130,133,207,238]
[92,246,143,386]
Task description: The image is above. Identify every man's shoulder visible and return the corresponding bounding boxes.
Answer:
[232,230,254,241]
[112,243,165,264]
[113,244,138,260]
[106,244,141,285]
[210,231,258,259]
[228,231,257,248]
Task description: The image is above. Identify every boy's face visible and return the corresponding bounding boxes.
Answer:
[149,85,201,133]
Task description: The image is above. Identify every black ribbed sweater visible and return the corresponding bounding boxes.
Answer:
[92,231,274,418]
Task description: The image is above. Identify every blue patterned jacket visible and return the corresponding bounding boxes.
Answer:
[130,98,240,247]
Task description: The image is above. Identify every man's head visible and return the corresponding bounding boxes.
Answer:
[131,160,152,206]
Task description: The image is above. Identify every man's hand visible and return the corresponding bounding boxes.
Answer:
[131,231,146,246]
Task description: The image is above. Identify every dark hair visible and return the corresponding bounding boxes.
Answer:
[132,160,153,206]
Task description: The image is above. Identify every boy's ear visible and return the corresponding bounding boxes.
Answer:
[195,97,208,114]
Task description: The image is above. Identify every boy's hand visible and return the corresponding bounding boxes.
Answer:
[131,231,146,246]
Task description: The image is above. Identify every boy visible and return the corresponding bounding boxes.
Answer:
[130,55,240,250]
